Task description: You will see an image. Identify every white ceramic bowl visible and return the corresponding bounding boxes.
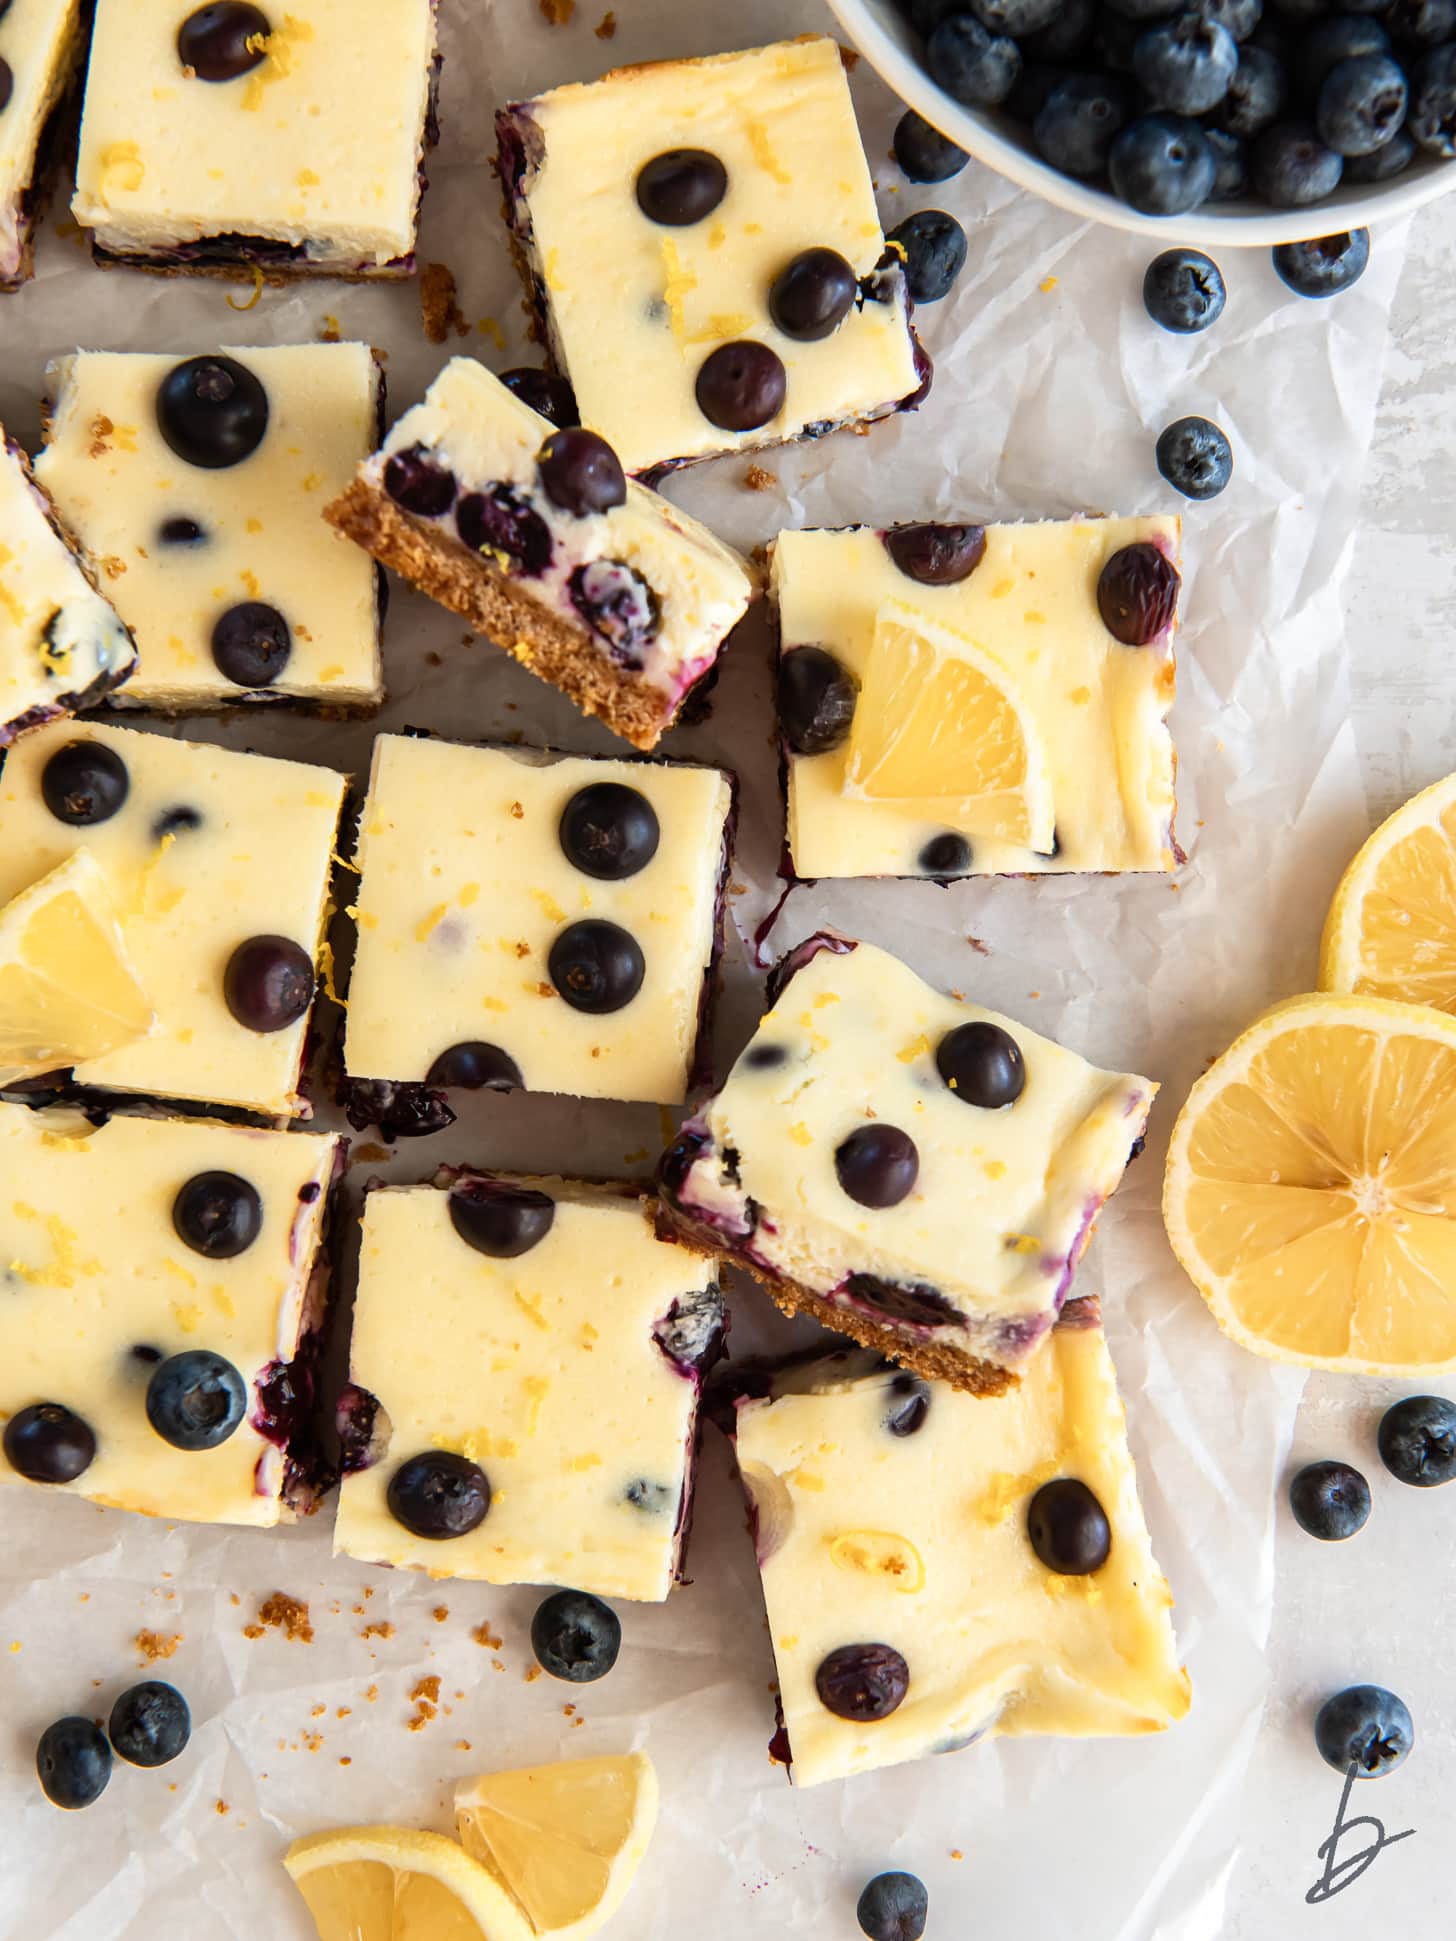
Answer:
[828,0,1456,245]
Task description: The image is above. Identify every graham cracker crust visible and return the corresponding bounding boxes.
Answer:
[325,477,680,751]
[654,1201,1018,1399]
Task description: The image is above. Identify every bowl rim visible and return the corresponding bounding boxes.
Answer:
[829,0,1456,246]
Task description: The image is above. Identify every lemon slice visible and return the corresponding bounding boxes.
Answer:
[1320,771,1456,1013]
[1164,992,1456,1374]
[284,1825,536,1941]
[0,850,153,1085]
[453,1752,658,1940]
[841,601,1055,852]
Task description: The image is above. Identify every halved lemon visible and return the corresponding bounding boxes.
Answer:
[1164,992,1456,1373]
[0,849,153,1084]
[1320,771,1456,1013]
[842,601,1055,852]
[454,1752,658,1940]
[284,1825,535,1941]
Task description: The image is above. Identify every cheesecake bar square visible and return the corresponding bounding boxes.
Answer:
[659,933,1155,1394]
[72,0,438,278]
[333,1172,723,1601]
[773,518,1181,879]
[0,0,85,290]
[0,1102,342,1526]
[730,1304,1189,1789]
[35,344,383,712]
[344,734,733,1109]
[0,433,137,745]
[0,718,346,1116]
[326,357,756,751]
[495,36,923,476]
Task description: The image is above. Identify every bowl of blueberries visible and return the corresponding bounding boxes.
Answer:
[830,0,1456,241]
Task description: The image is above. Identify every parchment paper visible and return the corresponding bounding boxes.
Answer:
[0,0,1411,1934]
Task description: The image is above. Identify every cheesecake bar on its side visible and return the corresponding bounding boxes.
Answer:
[0,433,137,745]
[0,719,346,1118]
[72,0,439,279]
[729,1304,1190,1788]
[495,36,925,477]
[326,357,756,750]
[773,518,1181,879]
[343,734,733,1110]
[35,344,383,712]
[0,1102,344,1527]
[333,1172,723,1600]
[0,0,86,291]
[658,932,1155,1395]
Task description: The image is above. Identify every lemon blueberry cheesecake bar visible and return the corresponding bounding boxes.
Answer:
[0,0,88,291]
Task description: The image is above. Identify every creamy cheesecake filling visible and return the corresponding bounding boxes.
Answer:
[0,0,81,285]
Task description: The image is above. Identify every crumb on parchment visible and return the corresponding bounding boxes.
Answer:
[471,1622,502,1649]
[595,9,616,34]
[246,1593,314,1644]
[539,0,575,21]
[361,1621,395,1641]
[421,262,471,345]
[744,464,776,493]
[135,1629,182,1663]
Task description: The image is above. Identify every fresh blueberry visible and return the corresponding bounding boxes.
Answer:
[569,560,660,664]
[1410,44,1456,156]
[1102,0,1183,19]
[1033,72,1131,176]
[548,920,645,1014]
[448,1178,556,1257]
[1377,1394,1456,1486]
[1293,14,1388,100]
[1218,43,1287,133]
[499,368,580,428]
[1097,542,1181,642]
[1023,0,1096,58]
[339,1077,455,1141]
[694,341,787,433]
[177,4,271,81]
[970,0,1061,33]
[1386,0,1456,46]
[936,1020,1026,1106]
[834,1126,920,1209]
[909,0,967,31]
[146,1350,247,1451]
[918,832,972,874]
[1156,415,1234,499]
[927,13,1022,105]
[1134,13,1239,112]
[531,1589,622,1682]
[1289,1459,1372,1538]
[846,1273,968,1326]
[559,782,659,880]
[1249,120,1343,203]
[1108,113,1218,213]
[884,1373,931,1436]
[172,1172,262,1259]
[383,445,457,517]
[211,600,291,686]
[893,108,970,181]
[1143,247,1227,331]
[159,515,207,546]
[36,1717,111,1809]
[1206,120,1250,193]
[769,248,859,342]
[857,1872,929,1941]
[3,1403,96,1484]
[223,935,314,1032]
[778,646,859,754]
[1317,55,1407,155]
[1007,57,1074,117]
[109,1682,191,1768]
[1093,7,1143,71]
[1028,1477,1112,1573]
[425,1042,522,1091]
[387,1451,491,1538]
[156,354,268,469]
[40,741,129,825]
[1344,126,1415,180]
[456,484,552,574]
[1271,227,1370,296]
[886,210,968,304]
[1194,0,1261,40]
[537,427,626,516]
[1314,1685,1414,1778]
[635,148,728,225]
[884,521,987,584]
[1269,0,1326,21]
[814,1643,910,1720]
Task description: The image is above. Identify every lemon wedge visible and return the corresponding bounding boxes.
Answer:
[1164,992,1456,1373]
[841,601,1055,852]
[1320,770,1456,1013]
[454,1752,658,1940]
[284,1825,536,1941]
[0,849,153,1085]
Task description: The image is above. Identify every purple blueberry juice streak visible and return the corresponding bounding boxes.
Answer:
[687,783,738,1099]
[763,928,857,1008]
[335,1382,386,1476]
